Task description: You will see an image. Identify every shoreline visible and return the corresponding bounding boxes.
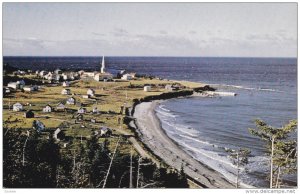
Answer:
[132,100,235,188]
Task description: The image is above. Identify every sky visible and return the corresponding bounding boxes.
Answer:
[2,3,297,57]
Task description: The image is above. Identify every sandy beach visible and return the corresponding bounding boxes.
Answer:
[133,101,235,188]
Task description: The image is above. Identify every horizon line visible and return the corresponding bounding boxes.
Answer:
[3,55,297,59]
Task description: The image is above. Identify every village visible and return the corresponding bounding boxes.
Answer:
[3,56,204,161]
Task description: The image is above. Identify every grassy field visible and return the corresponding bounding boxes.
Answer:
[3,75,202,156]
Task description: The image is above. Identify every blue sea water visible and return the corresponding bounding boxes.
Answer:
[3,56,297,187]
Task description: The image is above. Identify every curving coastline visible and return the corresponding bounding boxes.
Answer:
[132,100,235,188]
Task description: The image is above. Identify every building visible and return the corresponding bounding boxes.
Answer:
[144,86,151,92]
[100,127,112,137]
[78,107,87,114]
[39,70,47,77]
[61,89,71,95]
[7,82,19,89]
[66,97,76,105]
[82,95,90,99]
[92,107,99,114]
[62,81,70,87]
[13,103,23,111]
[54,69,62,74]
[94,73,113,82]
[33,120,45,132]
[56,102,66,111]
[53,128,65,141]
[24,110,34,118]
[17,80,26,88]
[62,73,68,80]
[121,74,133,80]
[43,105,52,112]
[87,89,95,96]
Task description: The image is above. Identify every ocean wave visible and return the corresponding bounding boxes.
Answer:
[158,104,171,112]
[210,83,282,93]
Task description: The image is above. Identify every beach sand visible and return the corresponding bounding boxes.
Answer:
[133,101,235,188]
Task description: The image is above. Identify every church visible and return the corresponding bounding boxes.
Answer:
[94,56,114,81]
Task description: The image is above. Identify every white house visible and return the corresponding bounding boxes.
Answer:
[82,95,90,99]
[7,82,19,89]
[100,127,112,137]
[43,105,52,112]
[39,71,47,77]
[66,97,76,105]
[61,89,71,95]
[54,69,62,74]
[56,102,65,111]
[24,85,38,92]
[78,107,86,114]
[62,73,68,80]
[121,74,133,80]
[13,103,23,111]
[87,89,95,96]
[144,86,151,92]
[94,73,113,81]
[24,86,34,92]
[62,81,70,87]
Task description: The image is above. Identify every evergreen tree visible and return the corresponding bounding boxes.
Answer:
[249,119,297,188]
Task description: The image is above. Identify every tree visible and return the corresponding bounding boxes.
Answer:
[249,119,297,188]
[228,148,251,188]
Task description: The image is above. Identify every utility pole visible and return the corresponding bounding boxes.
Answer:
[129,147,133,188]
[102,136,121,188]
[22,130,30,166]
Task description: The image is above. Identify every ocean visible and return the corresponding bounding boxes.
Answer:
[3,56,297,187]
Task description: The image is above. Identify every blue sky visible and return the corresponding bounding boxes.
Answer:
[3,3,297,57]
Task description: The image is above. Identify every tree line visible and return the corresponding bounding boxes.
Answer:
[3,129,188,188]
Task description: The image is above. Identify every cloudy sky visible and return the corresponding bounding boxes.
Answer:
[3,3,297,57]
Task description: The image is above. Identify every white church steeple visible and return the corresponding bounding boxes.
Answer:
[101,56,105,73]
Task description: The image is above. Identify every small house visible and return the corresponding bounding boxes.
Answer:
[62,74,68,80]
[24,110,34,118]
[82,95,90,99]
[39,71,47,77]
[7,82,19,90]
[43,105,52,112]
[17,80,26,88]
[66,97,76,105]
[87,89,95,96]
[62,81,70,87]
[33,120,45,132]
[53,128,65,141]
[100,127,112,137]
[78,107,86,114]
[54,69,62,74]
[13,103,23,111]
[24,86,34,92]
[61,89,71,95]
[56,102,66,111]
[121,74,133,80]
[144,86,151,92]
[94,73,113,82]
